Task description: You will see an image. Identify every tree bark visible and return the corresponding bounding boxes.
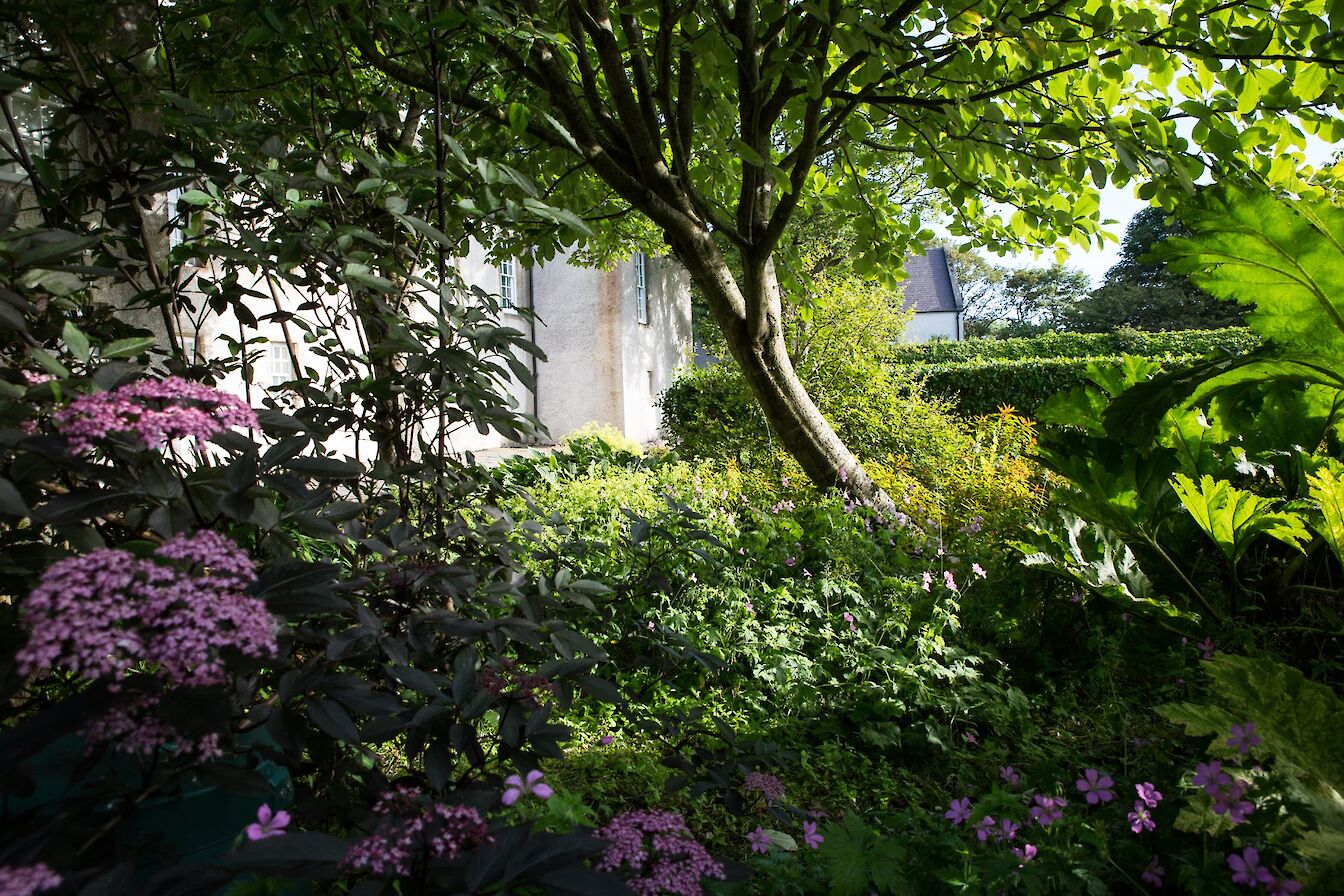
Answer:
[669,229,896,513]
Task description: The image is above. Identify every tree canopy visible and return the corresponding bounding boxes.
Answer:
[1065,207,1248,332]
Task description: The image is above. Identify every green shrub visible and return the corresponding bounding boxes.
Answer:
[905,353,1207,416]
[887,326,1259,365]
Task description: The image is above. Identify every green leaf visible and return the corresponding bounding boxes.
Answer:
[101,336,157,359]
[61,321,90,362]
[1171,473,1312,564]
[1308,461,1344,566]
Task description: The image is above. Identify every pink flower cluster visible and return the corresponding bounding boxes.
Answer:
[0,864,62,896]
[476,659,555,709]
[82,693,222,760]
[55,376,257,453]
[743,771,785,805]
[343,785,492,878]
[595,810,726,896]
[17,531,275,689]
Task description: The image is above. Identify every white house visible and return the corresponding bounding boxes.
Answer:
[899,247,965,342]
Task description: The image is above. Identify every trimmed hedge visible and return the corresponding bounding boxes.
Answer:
[906,354,1205,417]
[887,327,1259,365]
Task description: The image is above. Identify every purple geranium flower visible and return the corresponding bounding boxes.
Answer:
[1012,843,1037,863]
[246,804,290,840]
[747,827,770,854]
[1227,722,1261,755]
[1211,780,1254,824]
[1127,801,1155,833]
[944,797,973,825]
[1029,794,1066,827]
[502,769,552,805]
[1192,760,1231,795]
[1227,847,1274,887]
[973,815,996,842]
[802,820,824,849]
[1000,765,1020,785]
[1267,877,1304,895]
[1076,768,1115,804]
[1142,856,1165,887]
[1135,782,1162,808]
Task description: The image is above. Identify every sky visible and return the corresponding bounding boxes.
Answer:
[1009,184,1149,287]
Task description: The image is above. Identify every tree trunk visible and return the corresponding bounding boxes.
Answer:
[669,231,896,513]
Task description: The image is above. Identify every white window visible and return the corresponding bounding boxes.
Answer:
[0,86,55,183]
[268,341,295,387]
[635,252,649,324]
[499,258,516,308]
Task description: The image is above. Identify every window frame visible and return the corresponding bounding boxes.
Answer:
[634,251,649,325]
[499,258,516,309]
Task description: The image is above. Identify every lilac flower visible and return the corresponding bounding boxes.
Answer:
[1000,765,1020,785]
[343,786,491,878]
[1192,761,1231,795]
[17,532,274,691]
[1012,843,1037,863]
[802,820,824,849]
[1226,847,1274,887]
[0,864,63,896]
[1211,780,1254,824]
[944,570,959,591]
[1197,637,1216,660]
[246,804,291,840]
[922,571,933,592]
[747,827,770,854]
[501,769,553,806]
[1075,768,1115,804]
[842,611,858,632]
[1142,856,1165,888]
[743,771,786,805]
[944,797,973,825]
[1127,801,1155,833]
[82,693,221,760]
[596,810,725,896]
[1135,782,1162,808]
[1029,794,1066,827]
[1227,722,1261,755]
[1267,878,1304,895]
[973,815,996,842]
[55,376,257,453]
[972,562,987,579]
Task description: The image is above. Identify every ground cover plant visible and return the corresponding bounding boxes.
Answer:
[1,2,1343,895]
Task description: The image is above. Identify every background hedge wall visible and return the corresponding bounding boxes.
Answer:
[886,327,1258,365]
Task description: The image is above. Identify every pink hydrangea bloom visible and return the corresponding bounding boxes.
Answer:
[82,693,222,760]
[55,376,257,453]
[343,786,491,878]
[595,810,725,896]
[0,864,63,896]
[17,531,274,690]
[743,771,785,805]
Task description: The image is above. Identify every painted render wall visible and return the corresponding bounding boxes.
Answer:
[618,254,693,444]
[902,311,964,343]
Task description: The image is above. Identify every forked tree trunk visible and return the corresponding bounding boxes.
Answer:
[669,231,897,513]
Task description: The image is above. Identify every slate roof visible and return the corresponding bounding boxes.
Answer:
[900,246,964,314]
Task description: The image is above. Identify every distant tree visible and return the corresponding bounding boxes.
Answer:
[1065,207,1247,331]
[956,255,1090,338]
